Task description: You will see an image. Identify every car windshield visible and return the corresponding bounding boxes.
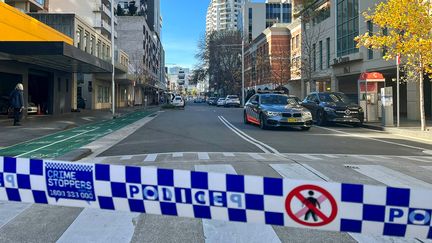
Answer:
[227,95,238,99]
[175,97,182,100]
[319,93,352,103]
[260,95,298,105]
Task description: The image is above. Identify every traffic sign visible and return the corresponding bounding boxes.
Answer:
[285,184,338,227]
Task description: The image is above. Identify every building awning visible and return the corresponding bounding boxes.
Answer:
[358,72,385,82]
[0,41,112,73]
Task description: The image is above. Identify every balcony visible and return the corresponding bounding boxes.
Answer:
[101,20,111,33]
[102,4,112,18]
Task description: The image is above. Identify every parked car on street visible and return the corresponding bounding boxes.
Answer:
[217,98,226,107]
[172,96,185,108]
[224,95,240,107]
[301,92,364,126]
[207,97,217,105]
[27,102,38,114]
[244,92,312,130]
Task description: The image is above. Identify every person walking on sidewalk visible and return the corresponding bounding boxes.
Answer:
[9,83,24,126]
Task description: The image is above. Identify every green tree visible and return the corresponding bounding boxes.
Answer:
[355,0,432,131]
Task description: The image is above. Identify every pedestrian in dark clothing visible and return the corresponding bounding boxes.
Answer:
[9,83,24,126]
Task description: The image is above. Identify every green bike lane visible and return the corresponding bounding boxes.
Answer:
[0,109,157,159]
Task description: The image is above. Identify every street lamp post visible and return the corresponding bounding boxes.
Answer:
[241,0,245,107]
[111,2,115,117]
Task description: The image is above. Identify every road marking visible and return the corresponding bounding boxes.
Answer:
[298,154,322,161]
[56,208,138,243]
[198,152,210,160]
[399,156,432,163]
[223,152,235,157]
[271,163,406,243]
[219,116,279,153]
[346,165,432,189]
[172,152,183,158]
[120,155,133,160]
[218,116,271,153]
[144,154,157,162]
[195,164,281,243]
[373,155,391,160]
[248,153,265,160]
[16,128,99,157]
[350,155,375,162]
[315,126,430,151]
[0,202,31,228]
[322,154,338,158]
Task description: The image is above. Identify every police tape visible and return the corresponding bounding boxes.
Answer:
[0,156,431,239]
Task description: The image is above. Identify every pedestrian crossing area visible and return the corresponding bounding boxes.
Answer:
[86,152,432,165]
[1,155,432,242]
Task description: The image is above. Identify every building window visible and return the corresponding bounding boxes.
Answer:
[248,7,253,42]
[102,43,106,59]
[97,86,110,103]
[97,40,101,58]
[313,43,316,71]
[367,21,373,59]
[266,3,292,28]
[84,31,89,52]
[326,37,330,68]
[319,40,323,70]
[295,34,299,49]
[336,0,359,57]
[291,37,295,50]
[382,27,388,57]
[76,28,82,49]
[90,35,95,55]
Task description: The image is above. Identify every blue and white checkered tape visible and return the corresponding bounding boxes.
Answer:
[0,156,431,239]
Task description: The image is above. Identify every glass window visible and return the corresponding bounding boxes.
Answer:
[313,44,316,71]
[319,41,323,70]
[326,37,331,68]
[336,0,359,57]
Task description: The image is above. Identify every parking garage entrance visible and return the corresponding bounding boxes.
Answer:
[0,72,21,115]
[28,69,53,115]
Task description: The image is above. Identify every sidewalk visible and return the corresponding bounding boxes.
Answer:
[0,106,158,148]
[363,119,432,143]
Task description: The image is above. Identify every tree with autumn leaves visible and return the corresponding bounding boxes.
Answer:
[356,0,432,131]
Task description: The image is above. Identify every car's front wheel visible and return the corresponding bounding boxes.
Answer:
[301,126,311,131]
[259,114,268,130]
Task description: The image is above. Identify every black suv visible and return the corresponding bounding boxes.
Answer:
[302,92,364,126]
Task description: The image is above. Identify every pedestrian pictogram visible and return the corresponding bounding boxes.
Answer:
[285,185,338,227]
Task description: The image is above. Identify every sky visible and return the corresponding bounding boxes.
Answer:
[161,0,209,70]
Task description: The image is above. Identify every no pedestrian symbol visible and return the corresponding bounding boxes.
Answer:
[285,185,338,227]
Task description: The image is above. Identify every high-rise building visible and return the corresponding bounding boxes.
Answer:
[206,0,244,34]
[240,0,293,43]
[5,0,48,12]
[49,0,117,40]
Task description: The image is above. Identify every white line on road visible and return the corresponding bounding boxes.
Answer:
[195,164,281,243]
[350,155,376,162]
[373,155,391,160]
[219,116,279,153]
[198,152,210,160]
[144,154,158,162]
[322,154,338,158]
[297,154,323,161]
[218,116,271,153]
[56,208,139,243]
[315,126,430,151]
[0,202,31,228]
[172,152,183,158]
[248,153,265,160]
[399,156,432,163]
[223,152,235,157]
[271,163,410,243]
[120,155,133,160]
[346,164,432,189]
[17,128,99,157]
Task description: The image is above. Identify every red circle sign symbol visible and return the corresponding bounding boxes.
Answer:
[285,185,338,227]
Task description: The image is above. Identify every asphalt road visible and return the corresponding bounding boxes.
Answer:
[101,102,432,157]
[2,103,432,243]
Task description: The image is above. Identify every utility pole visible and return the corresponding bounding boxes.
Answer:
[397,54,400,127]
[241,0,246,107]
[111,1,116,117]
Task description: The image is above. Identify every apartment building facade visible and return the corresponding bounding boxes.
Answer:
[206,0,244,34]
[241,0,293,43]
